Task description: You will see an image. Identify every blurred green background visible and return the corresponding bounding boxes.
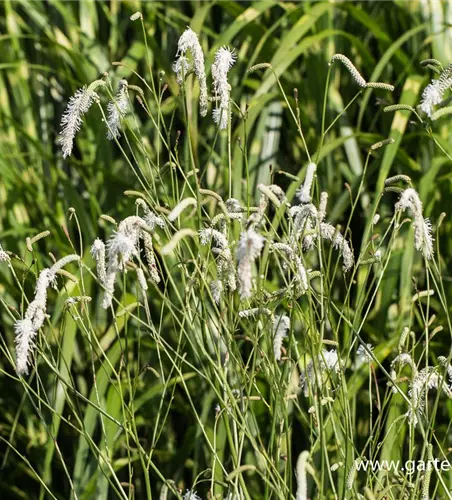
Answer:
[1,1,452,498]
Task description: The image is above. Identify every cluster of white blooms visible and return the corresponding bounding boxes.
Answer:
[199,227,236,303]
[15,255,80,375]
[106,79,129,140]
[290,205,354,272]
[212,47,236,129]
[91,215,160,309]
[407,366,452,426]
[390,351,452,426]
[395,188,433,259]
[420,63,452,117]
[299,349,340,397]
[135,198,165,230]
[59,80,105,158]
[290,166,354,272]
[173,27,208,116]
[273,315,290,361]
[236,227,265,299]
[173,29,237,128]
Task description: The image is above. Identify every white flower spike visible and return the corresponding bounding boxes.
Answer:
[212,46,236,130]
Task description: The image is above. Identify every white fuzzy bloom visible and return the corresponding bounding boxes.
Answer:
[356,343,373,367]
[212,46,236,130]
[272,242,308,292]
[199,228,229,249]
[420,80,444,117]
[238,308,272,318]
[102,269,117,309]
[66,296,91,306]
[144,212,165,230]
[210,279,223,304]
[225,198,244,213]
[183,490,201,500]
[319,223,354,271]
[136,268,148,291]
[91,238,107,285]
[141,231,160,284]
[318,192,328,222]
[174,27,208,116]
[107,79,129,140]
[0,244,9,262]
[300,349,340,397]
[59,80,105,158]
[130,12,142,21]
[236,227,265,299]
[273,315,290,361]
[419,64,452,117]
[101,216,151,308]
[107,232,137,269]
[395,188,434,259]
[296,163,317,204]
[173,56,191,84]
[407,366,452,426]
[14,319,36,376]
[168,197,197,222]
[201,227,235,298]
[372,213,380,225]
[321,349,340,371]
[290,204,317,249]
[14,255,80,375]
[295,451,310,500]
[136,199,166,230]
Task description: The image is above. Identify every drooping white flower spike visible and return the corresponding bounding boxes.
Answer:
[92,216,159,309]
[212,46,236,130]
[319,223,354,272]
[174,27,208,117]
[295,451,310,500]
[14,255,80,375]
[395,188,434,260]
[420,63,452,117]
[273,315,290,361]
[59,79,105,158]
[296,163,317,204]
[106,79,129,140]
[236,227,265,299]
